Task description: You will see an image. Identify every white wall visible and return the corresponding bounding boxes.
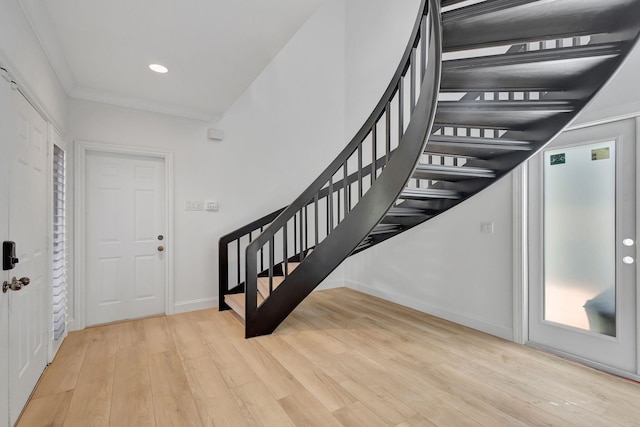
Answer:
[345,0,421,138]
[573,41,640,126]
[346,177,515,339]
[68,0,347,314]
[0,0,67,131]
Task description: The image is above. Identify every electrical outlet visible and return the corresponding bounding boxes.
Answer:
[480,222,494,234]
[185,201,204,211]
[205,201,219,211]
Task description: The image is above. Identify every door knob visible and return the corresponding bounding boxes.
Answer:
[157,246,164,252]
[3,276,30,293]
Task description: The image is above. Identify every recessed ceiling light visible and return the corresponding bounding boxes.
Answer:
[149,64,168,74]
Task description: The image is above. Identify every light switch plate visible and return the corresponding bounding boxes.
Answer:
[185,201,204,211]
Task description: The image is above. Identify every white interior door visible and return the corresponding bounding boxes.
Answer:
[529,119,637,376]
[85,151,166,326]
[6,89,50,425]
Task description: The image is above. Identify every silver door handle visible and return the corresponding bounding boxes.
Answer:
[2,276,30,293]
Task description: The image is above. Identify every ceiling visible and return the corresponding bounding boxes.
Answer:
[19,0,326,121]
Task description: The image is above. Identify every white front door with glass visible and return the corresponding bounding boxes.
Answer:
[528,119,637,376]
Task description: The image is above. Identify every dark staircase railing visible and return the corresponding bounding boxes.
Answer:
[220,0,640,338]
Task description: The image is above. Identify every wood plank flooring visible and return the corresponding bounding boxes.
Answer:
[18,287,640,426]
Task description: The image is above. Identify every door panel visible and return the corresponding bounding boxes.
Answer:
[8,90,49,425]
[529,119,637,374]
[86,151,166,326]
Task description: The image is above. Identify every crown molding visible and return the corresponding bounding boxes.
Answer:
[71,86,222,122]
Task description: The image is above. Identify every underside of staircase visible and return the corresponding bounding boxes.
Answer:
[219,0,640,338]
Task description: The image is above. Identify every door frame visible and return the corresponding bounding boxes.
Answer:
[74,140,174,330]
[0,65,13,427]
[513,114,640,381]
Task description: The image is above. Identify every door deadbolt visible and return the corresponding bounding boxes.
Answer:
[3,241,19,270]
[157,245,164,252]
[158,235,164,241]
[3,276,30,293]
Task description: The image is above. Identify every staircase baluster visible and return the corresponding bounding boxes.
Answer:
[283,225,288,279]
[398,79,405,140]
[260,226,264,271]
[328,180,334,231]
[299,210,304,262]
[357,144,363,198]
[343,163,349,215]
[314,194,319,247]
[293,214,298,256]
[336,187,341,224]
[269,236,274,294]
[236,238,241,288]
[385,102,391,164]
[325,194,330,235]
[410,49,416,113]
[421,16,427,81]
[371,128,377,183]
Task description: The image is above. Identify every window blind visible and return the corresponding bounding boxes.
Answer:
[52,145,67,340]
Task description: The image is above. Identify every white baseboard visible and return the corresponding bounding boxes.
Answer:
[173,297,219,314]
[316,279,344,291]
[346,280,514,341]
[66,318,77,332]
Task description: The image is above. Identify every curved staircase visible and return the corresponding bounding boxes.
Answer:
[220,0,640,338]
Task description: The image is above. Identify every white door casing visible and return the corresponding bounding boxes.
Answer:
[75,142,174,329]
[0,71,12,427]
[7,89,50,425]
[528,119,637,377]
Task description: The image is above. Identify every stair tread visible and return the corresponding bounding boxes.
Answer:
[435,100,575,129]
[282,261,300,275]
[386,206,433,217]
[443,0,639,51]
[257,276,285,298]
[370,224,402,235]
[442,43,623,91]
[441,0,476,7]
[224,292,265,320]
[429,134,529,146]
[438,100,575,111]
[413,163,495,180]
[425,134,533,158]
[425,142,532,159]
[400,187,462,200]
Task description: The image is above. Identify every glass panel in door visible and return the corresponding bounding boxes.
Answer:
[543,141,616,336]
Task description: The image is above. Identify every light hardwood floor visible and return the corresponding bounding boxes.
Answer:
[17,287,640,426]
